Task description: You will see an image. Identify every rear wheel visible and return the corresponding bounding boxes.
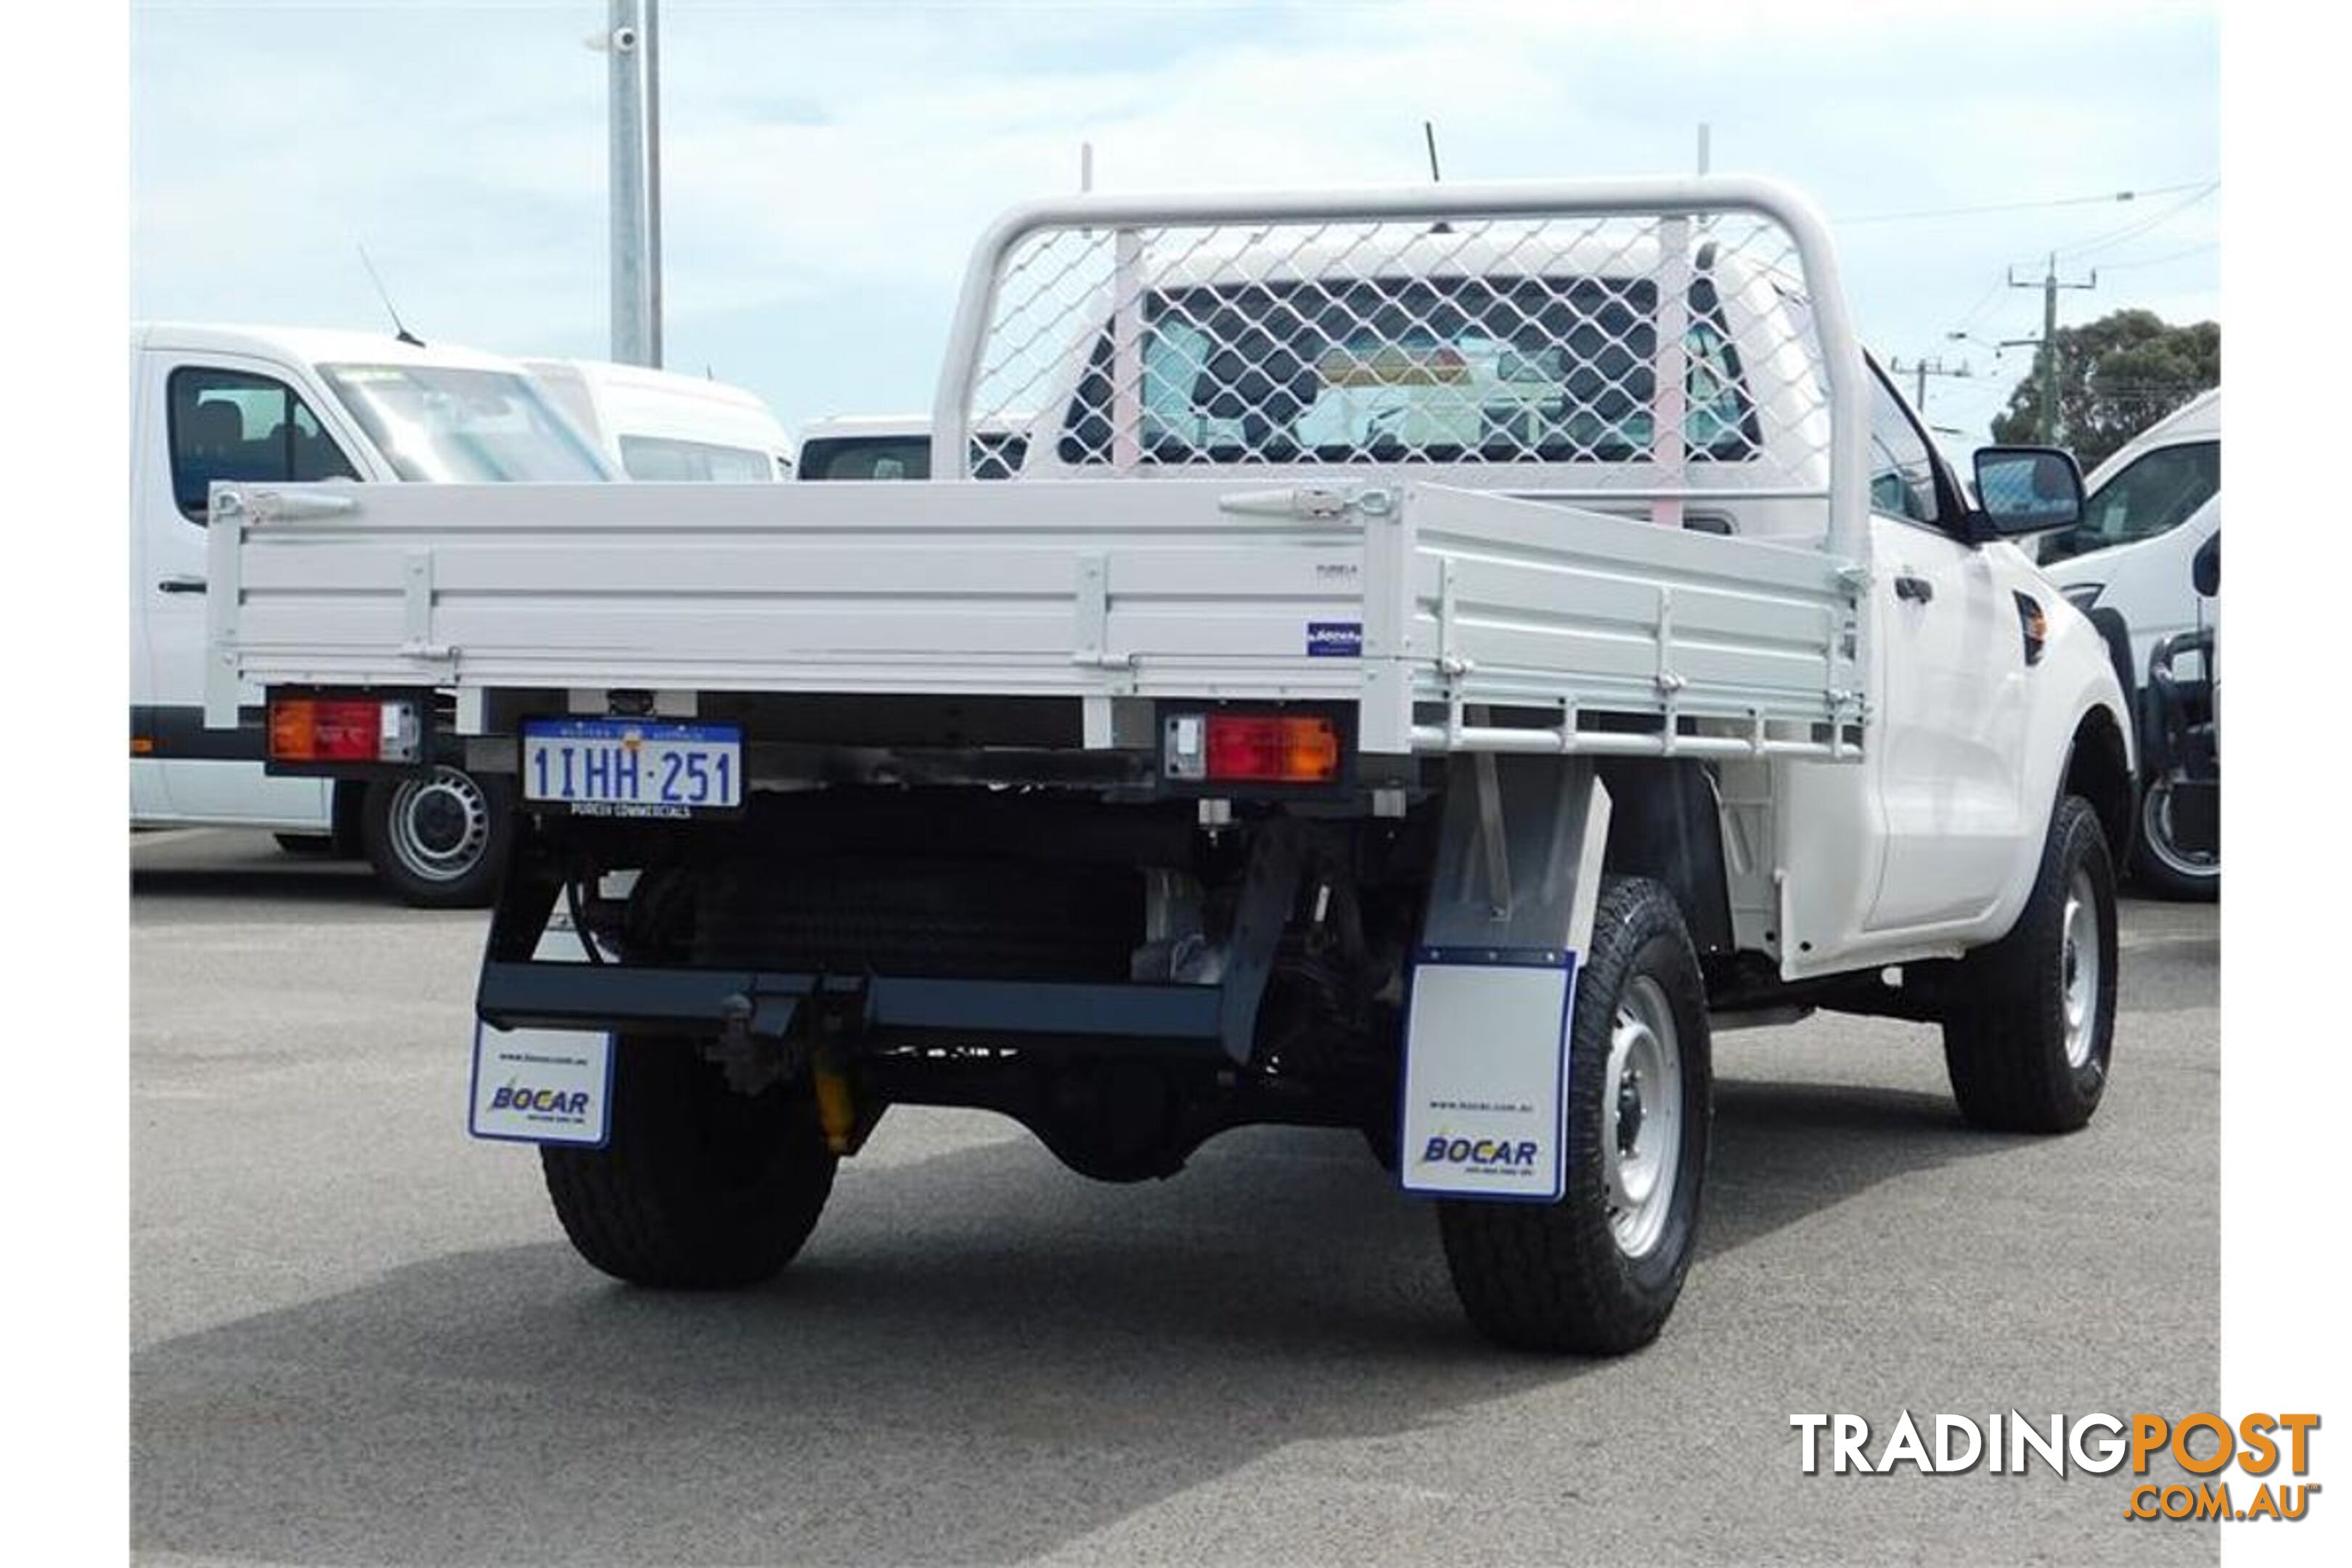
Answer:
[542,1037,837,1289]
[1943,795,2118,1132]
[1437,876,1712,1355]
[361,764,510,908]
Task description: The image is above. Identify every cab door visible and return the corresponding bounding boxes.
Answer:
[1863,372,2030,932]
[129,339,171,820]
[139,351,359,824]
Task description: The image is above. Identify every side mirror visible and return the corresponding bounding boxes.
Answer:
[1971,446,2085,538]
[2192,533,2219,597]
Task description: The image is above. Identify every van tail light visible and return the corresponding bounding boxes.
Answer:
[269,696,422,764]
[1164,712,1341,784]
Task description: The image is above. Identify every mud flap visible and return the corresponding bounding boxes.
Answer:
[1400,755,1611,1201]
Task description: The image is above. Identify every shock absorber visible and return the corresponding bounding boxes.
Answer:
[812,1045,857,1155]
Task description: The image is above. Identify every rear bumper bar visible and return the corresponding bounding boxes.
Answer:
[475,959,1232,1055]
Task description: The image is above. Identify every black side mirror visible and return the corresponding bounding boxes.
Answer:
[1972,446,2085,538]
[2192,533,2219,597]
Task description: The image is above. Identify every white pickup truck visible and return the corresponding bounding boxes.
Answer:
[203,178,2133,1352]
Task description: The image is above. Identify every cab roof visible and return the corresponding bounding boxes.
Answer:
[131,321,532,375]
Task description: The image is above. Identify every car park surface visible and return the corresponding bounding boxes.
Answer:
[131,828,2217,1567]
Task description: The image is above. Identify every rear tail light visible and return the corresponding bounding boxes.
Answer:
[1164,712,1340,784]
[269,696,422,764]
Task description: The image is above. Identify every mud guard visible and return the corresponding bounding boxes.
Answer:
[1400,755,1612,1201]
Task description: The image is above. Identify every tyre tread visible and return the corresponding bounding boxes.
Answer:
[1943,796,2118,1132]
[540,1040,836,1289]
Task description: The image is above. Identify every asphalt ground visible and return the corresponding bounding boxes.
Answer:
[131,828,2221,1567]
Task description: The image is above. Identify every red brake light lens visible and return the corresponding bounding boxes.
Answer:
[1201,714,1340,783]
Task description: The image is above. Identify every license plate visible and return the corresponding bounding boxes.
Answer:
[521,717,743,816]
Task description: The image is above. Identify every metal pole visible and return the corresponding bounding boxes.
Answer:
[608,0,655,366]
[2010,253,2094,444]
[2038,253,2058,444]
[643,0,663,367]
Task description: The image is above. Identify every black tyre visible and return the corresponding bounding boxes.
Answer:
[541,1037,838,1289]
[273,833,336,856]
[361,765,511,908]
[2128,774,2218,902]
[1437,876,1712,1355]
[1943,795,2118,1132]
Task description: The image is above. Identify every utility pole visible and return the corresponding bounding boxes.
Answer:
[605,0,662,367]
[1887,356,1972,415]
[2008,253,2096,443]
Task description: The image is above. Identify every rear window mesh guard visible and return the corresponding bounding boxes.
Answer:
[934,177,1868,555]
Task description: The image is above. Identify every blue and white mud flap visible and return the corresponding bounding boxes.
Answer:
[1400,951,1576,1200]
[1399,754,1612,1202]
[468,1024,614,1147]
[465,881,630,1147]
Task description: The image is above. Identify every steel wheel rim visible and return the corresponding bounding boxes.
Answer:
[2141,777,2218,881]
[2060,865,2102,1069]
[388,767,490,883]
[1603,973,1683,1259]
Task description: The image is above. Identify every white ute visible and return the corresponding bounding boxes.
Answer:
[204,178,2135,1352]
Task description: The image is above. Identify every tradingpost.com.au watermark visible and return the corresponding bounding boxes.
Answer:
[1792,1411,2322,1522]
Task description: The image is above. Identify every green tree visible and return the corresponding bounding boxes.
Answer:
[1990,309,2219,470]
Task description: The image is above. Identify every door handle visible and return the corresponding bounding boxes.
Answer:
[1893,573,1934,604]
[157,575,207,595]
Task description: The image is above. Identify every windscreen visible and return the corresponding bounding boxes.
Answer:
[797,433,1028,481]
[321,364,614,482]
[798,436,931,481]
[618,434,781,483]
[2041,440,2220,564]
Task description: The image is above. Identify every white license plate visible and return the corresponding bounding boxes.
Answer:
[521,718,742,815]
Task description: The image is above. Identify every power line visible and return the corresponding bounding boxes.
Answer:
[1840,178,2216,226]
[2054,181,2218,261]
[1948,275,2010,338]
[2099,240,2221,272]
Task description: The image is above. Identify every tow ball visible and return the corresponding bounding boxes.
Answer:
[705,978,870,1155]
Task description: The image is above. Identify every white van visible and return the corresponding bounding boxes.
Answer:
[523,359,793,481]
[2037,388,2220,895]
[131,322,618,904]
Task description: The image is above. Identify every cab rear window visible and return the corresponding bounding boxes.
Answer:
[1058,274,1759,467]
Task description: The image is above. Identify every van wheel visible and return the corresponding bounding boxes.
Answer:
[2129,774,2219,901]
[1437,876,1712,1355]
[1944,795,2118,1132]
[361,765,510,908]
[542,1037,838,1289]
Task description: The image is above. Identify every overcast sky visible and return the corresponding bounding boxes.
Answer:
[130,0,2219,443]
